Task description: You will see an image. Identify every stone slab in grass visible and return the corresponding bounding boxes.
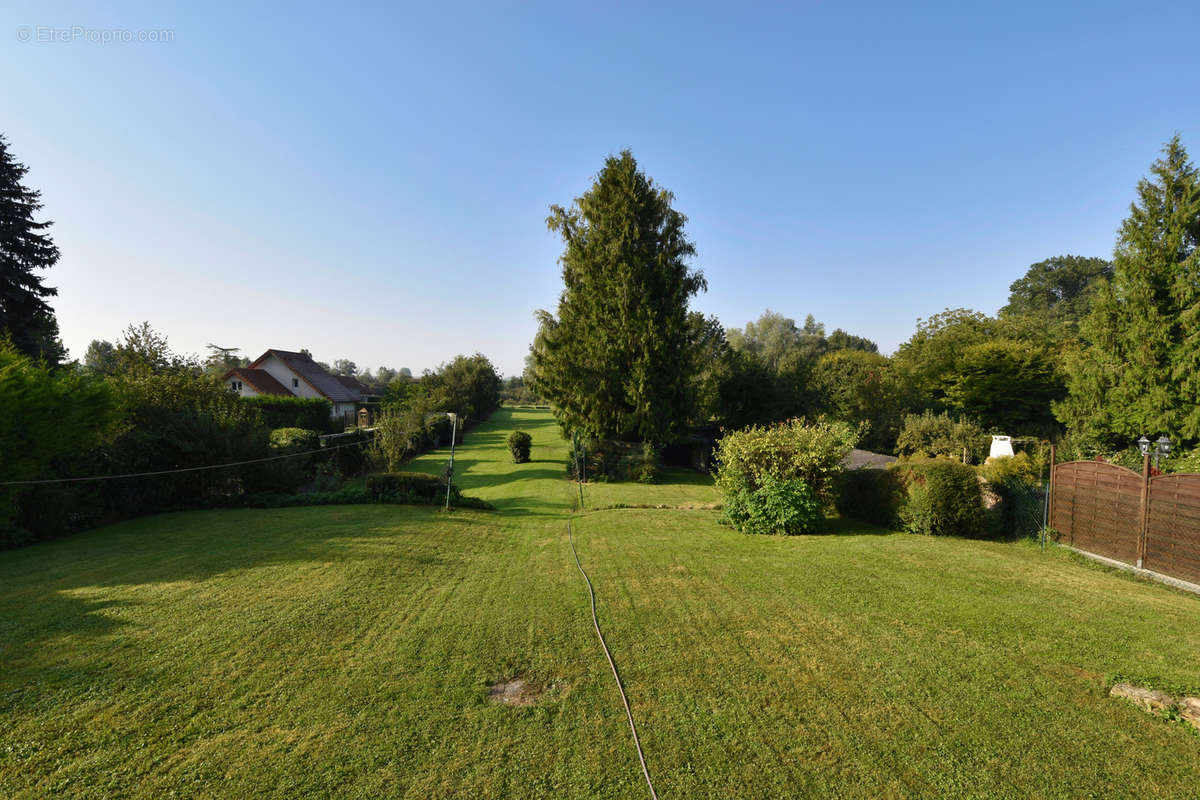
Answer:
[1109,683,1175,714]
[1182,696,1200,731]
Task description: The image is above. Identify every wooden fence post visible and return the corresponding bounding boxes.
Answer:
[1137,453,1151,569]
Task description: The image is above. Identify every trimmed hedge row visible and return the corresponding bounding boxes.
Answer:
[366,471,448,503]
[203,487,495,511]
[837,456,1044,539]
[836,459,986,538]
[242,396,334,432]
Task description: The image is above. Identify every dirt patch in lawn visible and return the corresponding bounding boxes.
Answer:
[487,678,544,707]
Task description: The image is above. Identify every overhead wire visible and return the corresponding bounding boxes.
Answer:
[0,436,373,486]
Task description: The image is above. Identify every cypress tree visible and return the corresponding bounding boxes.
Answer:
[0,134,63,362]
[529,151,706,442]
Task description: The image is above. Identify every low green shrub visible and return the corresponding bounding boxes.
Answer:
[507,430,532,463]
[269,427,319,451]
[310,460,342,492]
[714,419,856,535]
[714,417,858,504]
[367,471,448,503]
[565,439,657,483]
[724,475,822,535]
[891,459,986,537]
[977,453,1043,539]
[329,429,376,476]
[835,468,903,527]
[634,442,659,484]
[204,482,494,513]
[263,427,320,492]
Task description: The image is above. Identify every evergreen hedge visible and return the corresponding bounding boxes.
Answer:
[242,396,333,432]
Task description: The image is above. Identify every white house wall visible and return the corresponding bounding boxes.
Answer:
[227,378,259,397]
[257,354,323,400]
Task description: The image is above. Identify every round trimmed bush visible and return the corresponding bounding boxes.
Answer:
[507,430,532,463]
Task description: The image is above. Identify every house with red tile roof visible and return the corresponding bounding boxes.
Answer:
[222,349,371,419]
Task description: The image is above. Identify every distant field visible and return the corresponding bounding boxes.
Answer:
[2,408,1199,798]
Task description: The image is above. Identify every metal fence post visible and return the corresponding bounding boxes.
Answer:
[1043,445,1056,551]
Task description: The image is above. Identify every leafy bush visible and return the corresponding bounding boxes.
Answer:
[977,453,1044,538]
[204,476,494,511]
[977,451,1036,484]
[262,427,320,492]
[269,427,319,452]
[835,468,903,527]
[634,441,659,484]
[94,323,275,519]
[507,430,532,463]
[1,342,120,547]
[890,459,986,537]
[714,417,858,504]
[565,438,655,482]
[714,418,857,535]
[310,460,342,492]
[242,395,333,432]
[328,429,376,477]
[367,471,448,503]
[374,405,433,470]
[1167,448,1200,474]
[724,474,822,535]
[896,410,988,464]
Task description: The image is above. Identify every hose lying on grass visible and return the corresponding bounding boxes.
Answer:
[567,518,659,800]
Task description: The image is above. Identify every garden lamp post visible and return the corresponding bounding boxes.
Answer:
[1137,435,1172,469]
[444,412,458,510]
[1155,435,1172,469]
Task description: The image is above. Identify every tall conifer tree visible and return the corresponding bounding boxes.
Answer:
[530,151,705,441]
[1058,135,1200,446]
[0,135,63,362]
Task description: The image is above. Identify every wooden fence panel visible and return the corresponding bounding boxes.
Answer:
[1146,474,1200,585]
[1051,461,1142,564]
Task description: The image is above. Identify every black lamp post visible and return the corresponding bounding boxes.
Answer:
[1137,434,1172,469]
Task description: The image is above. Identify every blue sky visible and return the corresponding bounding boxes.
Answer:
[4,1,1199,376]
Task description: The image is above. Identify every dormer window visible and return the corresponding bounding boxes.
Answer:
[293,378,299,388]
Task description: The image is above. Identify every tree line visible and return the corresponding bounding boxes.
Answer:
[83,339,416,395]
[529,140,1199,465]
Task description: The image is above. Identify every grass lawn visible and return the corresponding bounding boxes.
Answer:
[2,408,1198,798]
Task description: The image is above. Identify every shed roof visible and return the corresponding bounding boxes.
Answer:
[841,448,899,470]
